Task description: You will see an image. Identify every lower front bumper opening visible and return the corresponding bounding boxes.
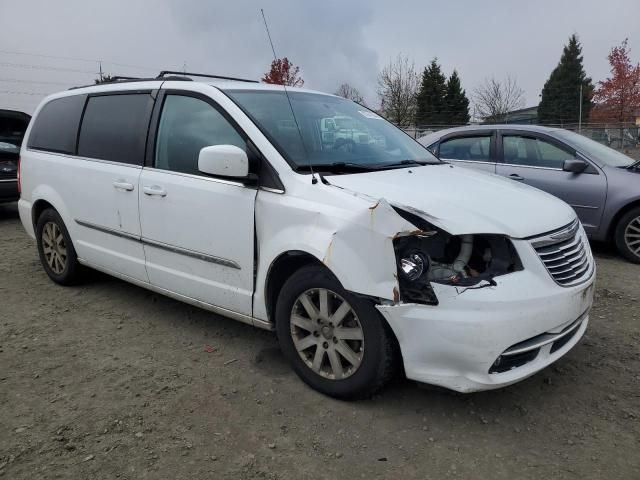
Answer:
[489,312,587,374]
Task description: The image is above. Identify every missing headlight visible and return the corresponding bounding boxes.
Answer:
[392,208,522,304]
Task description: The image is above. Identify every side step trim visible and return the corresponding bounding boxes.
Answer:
[77,257,273,331]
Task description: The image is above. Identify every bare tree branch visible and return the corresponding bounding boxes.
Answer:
[473,76,525,122]
[377,54,419,127]
[335,83,365,105]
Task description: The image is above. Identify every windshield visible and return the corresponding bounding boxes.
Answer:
[555,130,635,167]
[224,89,439,170]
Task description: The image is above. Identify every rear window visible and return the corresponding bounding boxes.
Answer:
[27,96,85,154]
[77,93,154,165]
[439,136,492,162]
[0,112,30,156]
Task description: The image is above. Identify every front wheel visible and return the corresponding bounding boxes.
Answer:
[275,265,397,399]
[614,207,640,264]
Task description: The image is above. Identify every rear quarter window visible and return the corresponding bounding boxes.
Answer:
[77,93,154,165]
[27,95,86,154]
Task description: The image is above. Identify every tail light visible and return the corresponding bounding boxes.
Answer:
[17,155,21,194]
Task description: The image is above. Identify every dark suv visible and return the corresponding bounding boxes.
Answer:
[0,109,31,203]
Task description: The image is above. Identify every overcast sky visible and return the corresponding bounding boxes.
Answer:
[1,0,639,114]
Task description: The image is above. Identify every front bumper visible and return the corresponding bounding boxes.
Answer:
[377,238,595,393]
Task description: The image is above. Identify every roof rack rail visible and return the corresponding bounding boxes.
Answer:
[69,70,259,90]
[157,70,259,83]
[68,76,159,90]
[110,75,143,81]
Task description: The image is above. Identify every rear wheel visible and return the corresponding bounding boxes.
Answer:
[36,208,82,284]
[275,265,396,399]
[614,207,640,263]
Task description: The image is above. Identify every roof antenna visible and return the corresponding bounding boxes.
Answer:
[260,8,317,184]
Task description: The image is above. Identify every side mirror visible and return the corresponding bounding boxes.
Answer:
[563,158,588,174]
[198,145,249,178]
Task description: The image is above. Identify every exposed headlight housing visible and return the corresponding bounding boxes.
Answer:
[392,207,523,305]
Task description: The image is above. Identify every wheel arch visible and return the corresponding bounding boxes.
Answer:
[264,250,327,324]
[31,198,56,229]
[29,184,74,232]
[262,251,402,361]
[607,198,640,241]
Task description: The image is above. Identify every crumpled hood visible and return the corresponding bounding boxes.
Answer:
[327,163,576,238]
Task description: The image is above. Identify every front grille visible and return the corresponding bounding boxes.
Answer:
[530,220,593,287]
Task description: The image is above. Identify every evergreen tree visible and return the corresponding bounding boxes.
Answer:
[538,34,594,125]
[444,70,470,125]
[416,59,447,126]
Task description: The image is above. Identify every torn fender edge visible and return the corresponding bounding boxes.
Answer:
[320,197,425,304]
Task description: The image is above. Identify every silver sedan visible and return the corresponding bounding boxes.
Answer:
[419,125,640,263]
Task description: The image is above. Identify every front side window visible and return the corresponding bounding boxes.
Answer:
[502,135,573,169]
[556,129,635,167]
[154,95,245,175]
[439,136,491,162]
[27,96,85,154]
[78,93,154,165]
[224,89,438,171]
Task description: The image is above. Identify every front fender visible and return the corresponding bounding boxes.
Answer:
[253,186,417,322]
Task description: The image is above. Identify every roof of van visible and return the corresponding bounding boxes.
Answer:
[63,78,334,97]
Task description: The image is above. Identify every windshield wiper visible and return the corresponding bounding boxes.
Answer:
[626,159,640,170]
[295,162,384,173]
[375,159,437,168]
[295,159,439,174]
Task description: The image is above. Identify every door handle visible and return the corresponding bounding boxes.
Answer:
[508,174,525,181]
[143,185,167,197]
[113,180,134,191]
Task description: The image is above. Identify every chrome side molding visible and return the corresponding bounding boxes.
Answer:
[75,219,241,270]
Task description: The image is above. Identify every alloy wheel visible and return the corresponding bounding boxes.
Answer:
[42,221,67,274]
[290,288,364,380]
[624,216,640,259]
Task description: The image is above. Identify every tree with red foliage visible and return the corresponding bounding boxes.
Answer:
[261,57,304,87]
[592,39,640,122]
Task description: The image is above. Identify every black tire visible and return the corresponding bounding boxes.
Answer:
[275,265,397,400]
[614,207,640,264]
[36,208,82,285]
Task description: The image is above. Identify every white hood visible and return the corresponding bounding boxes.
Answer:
[327,164,576,238]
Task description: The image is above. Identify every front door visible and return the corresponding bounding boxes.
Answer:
[139,92,256,316]
[496,132,607,235]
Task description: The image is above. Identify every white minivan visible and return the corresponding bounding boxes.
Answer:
[18,73,595,399]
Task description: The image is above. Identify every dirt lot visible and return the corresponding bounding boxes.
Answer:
[0,203,638,480]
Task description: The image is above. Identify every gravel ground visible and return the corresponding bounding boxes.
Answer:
[0,202,639,479]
